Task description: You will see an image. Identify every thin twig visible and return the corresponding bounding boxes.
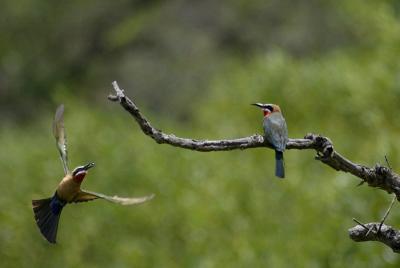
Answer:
[385,155,392,170]
[352,218,369,230]
[365,225,375,237]
[379,195,396,232]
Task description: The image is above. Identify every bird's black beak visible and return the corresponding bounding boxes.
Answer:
[83,162,95,171]
[251,103,263,108]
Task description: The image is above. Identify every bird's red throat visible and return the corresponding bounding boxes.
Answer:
[263,110,271,117]
[73,171,87,183]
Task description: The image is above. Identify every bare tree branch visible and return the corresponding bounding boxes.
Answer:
[108,80,400,252]
[349,195,398,252]
[349,223,400,253]
[108,81,400,200]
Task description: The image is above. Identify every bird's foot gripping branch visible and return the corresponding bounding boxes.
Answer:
[108,81,400,252]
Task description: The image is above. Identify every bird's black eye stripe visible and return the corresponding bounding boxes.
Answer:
[72,167,85,176]
[265,105,273,112]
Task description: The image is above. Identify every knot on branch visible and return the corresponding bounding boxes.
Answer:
[360,164,394,191]
[304,133,334,159]
[252,134,264,143]
[375,164,391,177]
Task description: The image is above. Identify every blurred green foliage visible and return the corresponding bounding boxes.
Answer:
[2,0,400,267]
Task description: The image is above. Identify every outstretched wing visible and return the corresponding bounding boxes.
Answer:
[53,104,69,175]
[73,189,155,205]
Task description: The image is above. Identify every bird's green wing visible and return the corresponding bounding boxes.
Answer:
[53,104,69,175]
[73,189,155,205]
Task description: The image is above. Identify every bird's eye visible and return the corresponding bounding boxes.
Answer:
[265,105,274,112]
[72,167,84,176]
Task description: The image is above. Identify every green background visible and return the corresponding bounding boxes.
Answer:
[1,0,400,267]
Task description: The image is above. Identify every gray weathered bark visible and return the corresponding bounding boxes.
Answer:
[349,223,400,253]
[108,80,400,253]
[108,81,400,199]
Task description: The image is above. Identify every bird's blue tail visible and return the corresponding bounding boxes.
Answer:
[32,193,66,244]
[275,150,285,179]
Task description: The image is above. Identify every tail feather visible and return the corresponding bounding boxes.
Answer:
[275,150,285,179]
[32,195,65,244]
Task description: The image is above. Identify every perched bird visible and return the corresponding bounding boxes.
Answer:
[252,103,288,178]
[32,105,154,244]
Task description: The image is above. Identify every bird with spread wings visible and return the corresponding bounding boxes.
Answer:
[32,105,154,243]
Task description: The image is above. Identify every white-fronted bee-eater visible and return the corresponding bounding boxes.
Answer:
[32,105,154,244]
[252,103,288,178]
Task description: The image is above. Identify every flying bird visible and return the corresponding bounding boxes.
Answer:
[32,105,154,244]
[252,103,288,178]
